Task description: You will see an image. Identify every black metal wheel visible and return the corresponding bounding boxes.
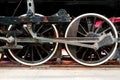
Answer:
[65,13,118,66]
[0,53,4,61]
[0,25,7,62]
[113,23,120,62]
[8,14,59,66]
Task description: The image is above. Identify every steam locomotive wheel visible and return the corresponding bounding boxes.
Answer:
[65,13,118,66]
[7,14,59,66]
[0,26,7,61]
[0,54,4,61]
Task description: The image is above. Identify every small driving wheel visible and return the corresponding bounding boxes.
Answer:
[8,14,59,66]
[65,13,118,66]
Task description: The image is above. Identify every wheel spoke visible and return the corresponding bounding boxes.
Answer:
[15,49,22,55]
[79,23,88,34]
[40,46,50,55]
[76,47,82,53]
[99,27,111,34]
[81,48,88,60]
[41,27,53,35]
[23,46,30,59]
[86,17,91,32]
[36,25,43,33]
[89,51,93,62]
[94,50,101,60]
[35,46,43,59]
[31,46,34,62]
[92,17,97,32]
[77,31,86,36]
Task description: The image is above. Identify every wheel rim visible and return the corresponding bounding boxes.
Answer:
[8,14,59,66]
[65,13,118,66]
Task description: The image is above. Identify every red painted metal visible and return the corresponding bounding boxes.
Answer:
[109,17,120,23]
[94,17,120,28]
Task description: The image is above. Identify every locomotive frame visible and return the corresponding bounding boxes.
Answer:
[0,0,120,66]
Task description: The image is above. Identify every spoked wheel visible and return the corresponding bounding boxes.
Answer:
[65,13,118,66]
[7,14,59,66]
[0,25,7,61]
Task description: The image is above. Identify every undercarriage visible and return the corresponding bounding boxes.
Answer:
[0,0,120,66]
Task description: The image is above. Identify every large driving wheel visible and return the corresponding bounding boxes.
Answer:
[65,13,118,66]
[0,25,7,62]
[8,14,59,66]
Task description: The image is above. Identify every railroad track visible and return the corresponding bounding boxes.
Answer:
[0,59,120,69]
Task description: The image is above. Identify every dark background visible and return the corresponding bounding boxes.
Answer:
[0,0,120,17]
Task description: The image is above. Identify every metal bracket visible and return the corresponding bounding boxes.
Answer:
[25,23,37,38]
[0,45,23,49]
[27,0,35,16]
[48,9,71,22]
[0,36,14,43]
[94,32,115,50]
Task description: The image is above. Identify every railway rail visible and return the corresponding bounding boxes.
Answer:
[0,58,119,69]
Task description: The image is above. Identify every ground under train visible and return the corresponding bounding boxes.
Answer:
[0,0,120,66]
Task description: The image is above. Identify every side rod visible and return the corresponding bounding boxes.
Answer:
[16,32,115,50]
[0,33,115,50]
